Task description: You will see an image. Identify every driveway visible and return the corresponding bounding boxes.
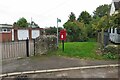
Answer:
[1,55,118,74]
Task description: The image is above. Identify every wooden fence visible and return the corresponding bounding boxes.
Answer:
[0,40,34,60]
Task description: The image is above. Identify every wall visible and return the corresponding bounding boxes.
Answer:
[0,32,12,42]
[35,35,57,55]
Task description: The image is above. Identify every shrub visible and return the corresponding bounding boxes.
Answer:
[102,53,119,59]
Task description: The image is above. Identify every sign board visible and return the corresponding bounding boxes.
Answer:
[60,29,66,40]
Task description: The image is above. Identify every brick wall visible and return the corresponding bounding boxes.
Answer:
[0,32,12,42]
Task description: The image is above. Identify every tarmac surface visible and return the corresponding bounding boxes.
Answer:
[1,55,119,74]
[4,67,118,78]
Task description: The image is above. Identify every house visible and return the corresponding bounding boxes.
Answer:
[0,24,13,42]
[110,0,120,16]
[109,0,120,43]
[0,24,43,42]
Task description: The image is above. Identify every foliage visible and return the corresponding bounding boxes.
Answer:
[68,12,76,22]
[45,27,62,35]
[113,9,120,27]
[31,21,39,28]
[93,4,111,18]
[16,17,28,28]
[92,15,110,30]
[77,11,92,24]
[63,20,88,42]
[102,53,119,60]
[77,11,96,38]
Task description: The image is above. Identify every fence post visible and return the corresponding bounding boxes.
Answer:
[26,38,29,57]
[33,39,35,56]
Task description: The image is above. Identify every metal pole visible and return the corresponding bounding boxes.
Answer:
[33,39,35,56]
[26,38,29,57]
[57,18,59,48]
[62,40,64,51]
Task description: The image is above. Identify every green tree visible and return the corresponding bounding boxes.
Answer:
[92,15,110,48]
[93,4,111,18]
[68,12,76,22]
[16,17,28,28]
[45,27,62,35]
[77,11,92,24]
[113,10,120,27]
[30,21,39,28]
[63,20,88,42]
[77,11,94,38]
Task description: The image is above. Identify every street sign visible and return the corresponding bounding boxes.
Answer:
[60,29,66,40]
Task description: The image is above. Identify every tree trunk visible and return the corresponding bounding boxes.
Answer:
[101,28,104,49]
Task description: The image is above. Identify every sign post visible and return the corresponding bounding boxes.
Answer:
[62,40,64,51]
[60,29,66,51]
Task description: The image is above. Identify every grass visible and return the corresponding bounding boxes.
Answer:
[50,42,105,60]
[32,41,118,60]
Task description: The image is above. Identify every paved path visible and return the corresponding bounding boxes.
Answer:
[1,55,119,74]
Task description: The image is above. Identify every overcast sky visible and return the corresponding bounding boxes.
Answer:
[0,0,112,28]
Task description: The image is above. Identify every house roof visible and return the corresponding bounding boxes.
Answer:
[113,0,120,2]
[0,24,13,28]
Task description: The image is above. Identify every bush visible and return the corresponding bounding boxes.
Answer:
[102,53,119,59]
[102,45,119,59]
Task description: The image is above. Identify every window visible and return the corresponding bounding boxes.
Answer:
[7,29,11,32]
[117,28,120,34]
[3,29,7,32]
[113,28,115,33]
[1,28,11,33]
[109,28,111,33]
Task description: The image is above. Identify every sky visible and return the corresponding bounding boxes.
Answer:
[0,0,112,28]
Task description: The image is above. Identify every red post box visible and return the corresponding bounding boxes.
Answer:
[60,29,66,40]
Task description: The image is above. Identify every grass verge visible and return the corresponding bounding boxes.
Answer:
[32,42,118,60]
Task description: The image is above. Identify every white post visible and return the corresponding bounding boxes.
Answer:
[57,18,59,48]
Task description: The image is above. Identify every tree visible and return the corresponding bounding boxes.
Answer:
[68,12,76,22]
[45,27,62,35]
[63,20,88,42]
[77,11,92,24]
[92,15,110,48]
[93,4,111,18]
[77,11,94,38]
[113,9,120,27]
[16,17,28,28]
[31,21,39,28]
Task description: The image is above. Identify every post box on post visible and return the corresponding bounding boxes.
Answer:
[60,29,66,51]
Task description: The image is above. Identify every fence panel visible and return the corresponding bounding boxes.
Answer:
[1,40,34,60]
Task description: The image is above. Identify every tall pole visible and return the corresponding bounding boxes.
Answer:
[57,18,59,48]
[31,17,32,27]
